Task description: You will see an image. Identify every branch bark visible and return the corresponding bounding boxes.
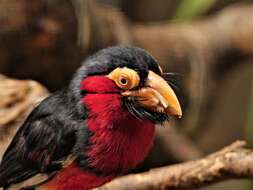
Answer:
[95,141,253,190]
[0,75,49,161]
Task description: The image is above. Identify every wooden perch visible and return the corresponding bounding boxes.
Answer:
[96,141,253,190]
[0,75,49,161]
[0,75,49,127]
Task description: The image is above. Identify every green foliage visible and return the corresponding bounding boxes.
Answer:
[174,0,217,22]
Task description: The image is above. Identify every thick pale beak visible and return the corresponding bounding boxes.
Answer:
[122,71,182,118]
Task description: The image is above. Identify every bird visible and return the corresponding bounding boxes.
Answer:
[0,46,182,190]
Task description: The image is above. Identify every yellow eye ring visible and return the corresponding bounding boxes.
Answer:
[118,76,129,86]
[107,67,140,90]
[116,75,131,90]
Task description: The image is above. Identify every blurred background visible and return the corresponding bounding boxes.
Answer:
[0,0,253,189]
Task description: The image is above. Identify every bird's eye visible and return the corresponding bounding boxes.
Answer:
[107,67,140,90]
[119,77,128,86]
[116,75,131,90]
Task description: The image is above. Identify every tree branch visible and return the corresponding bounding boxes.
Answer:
[95,141,253,190]
[0,75,49,161]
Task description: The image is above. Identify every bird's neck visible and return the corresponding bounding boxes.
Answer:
[83,93,155,174]
[40,90,155,190]
[39,94,154,190]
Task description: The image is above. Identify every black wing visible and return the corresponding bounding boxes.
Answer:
[0,90,86,188]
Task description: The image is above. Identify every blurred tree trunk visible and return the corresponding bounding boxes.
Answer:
[0,0,82,90]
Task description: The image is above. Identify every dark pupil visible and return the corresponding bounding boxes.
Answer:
[120,78,127,85]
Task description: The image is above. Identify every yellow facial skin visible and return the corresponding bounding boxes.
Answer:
[107,67,182,118]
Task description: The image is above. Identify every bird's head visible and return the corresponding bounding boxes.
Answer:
[71,46,182,124]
